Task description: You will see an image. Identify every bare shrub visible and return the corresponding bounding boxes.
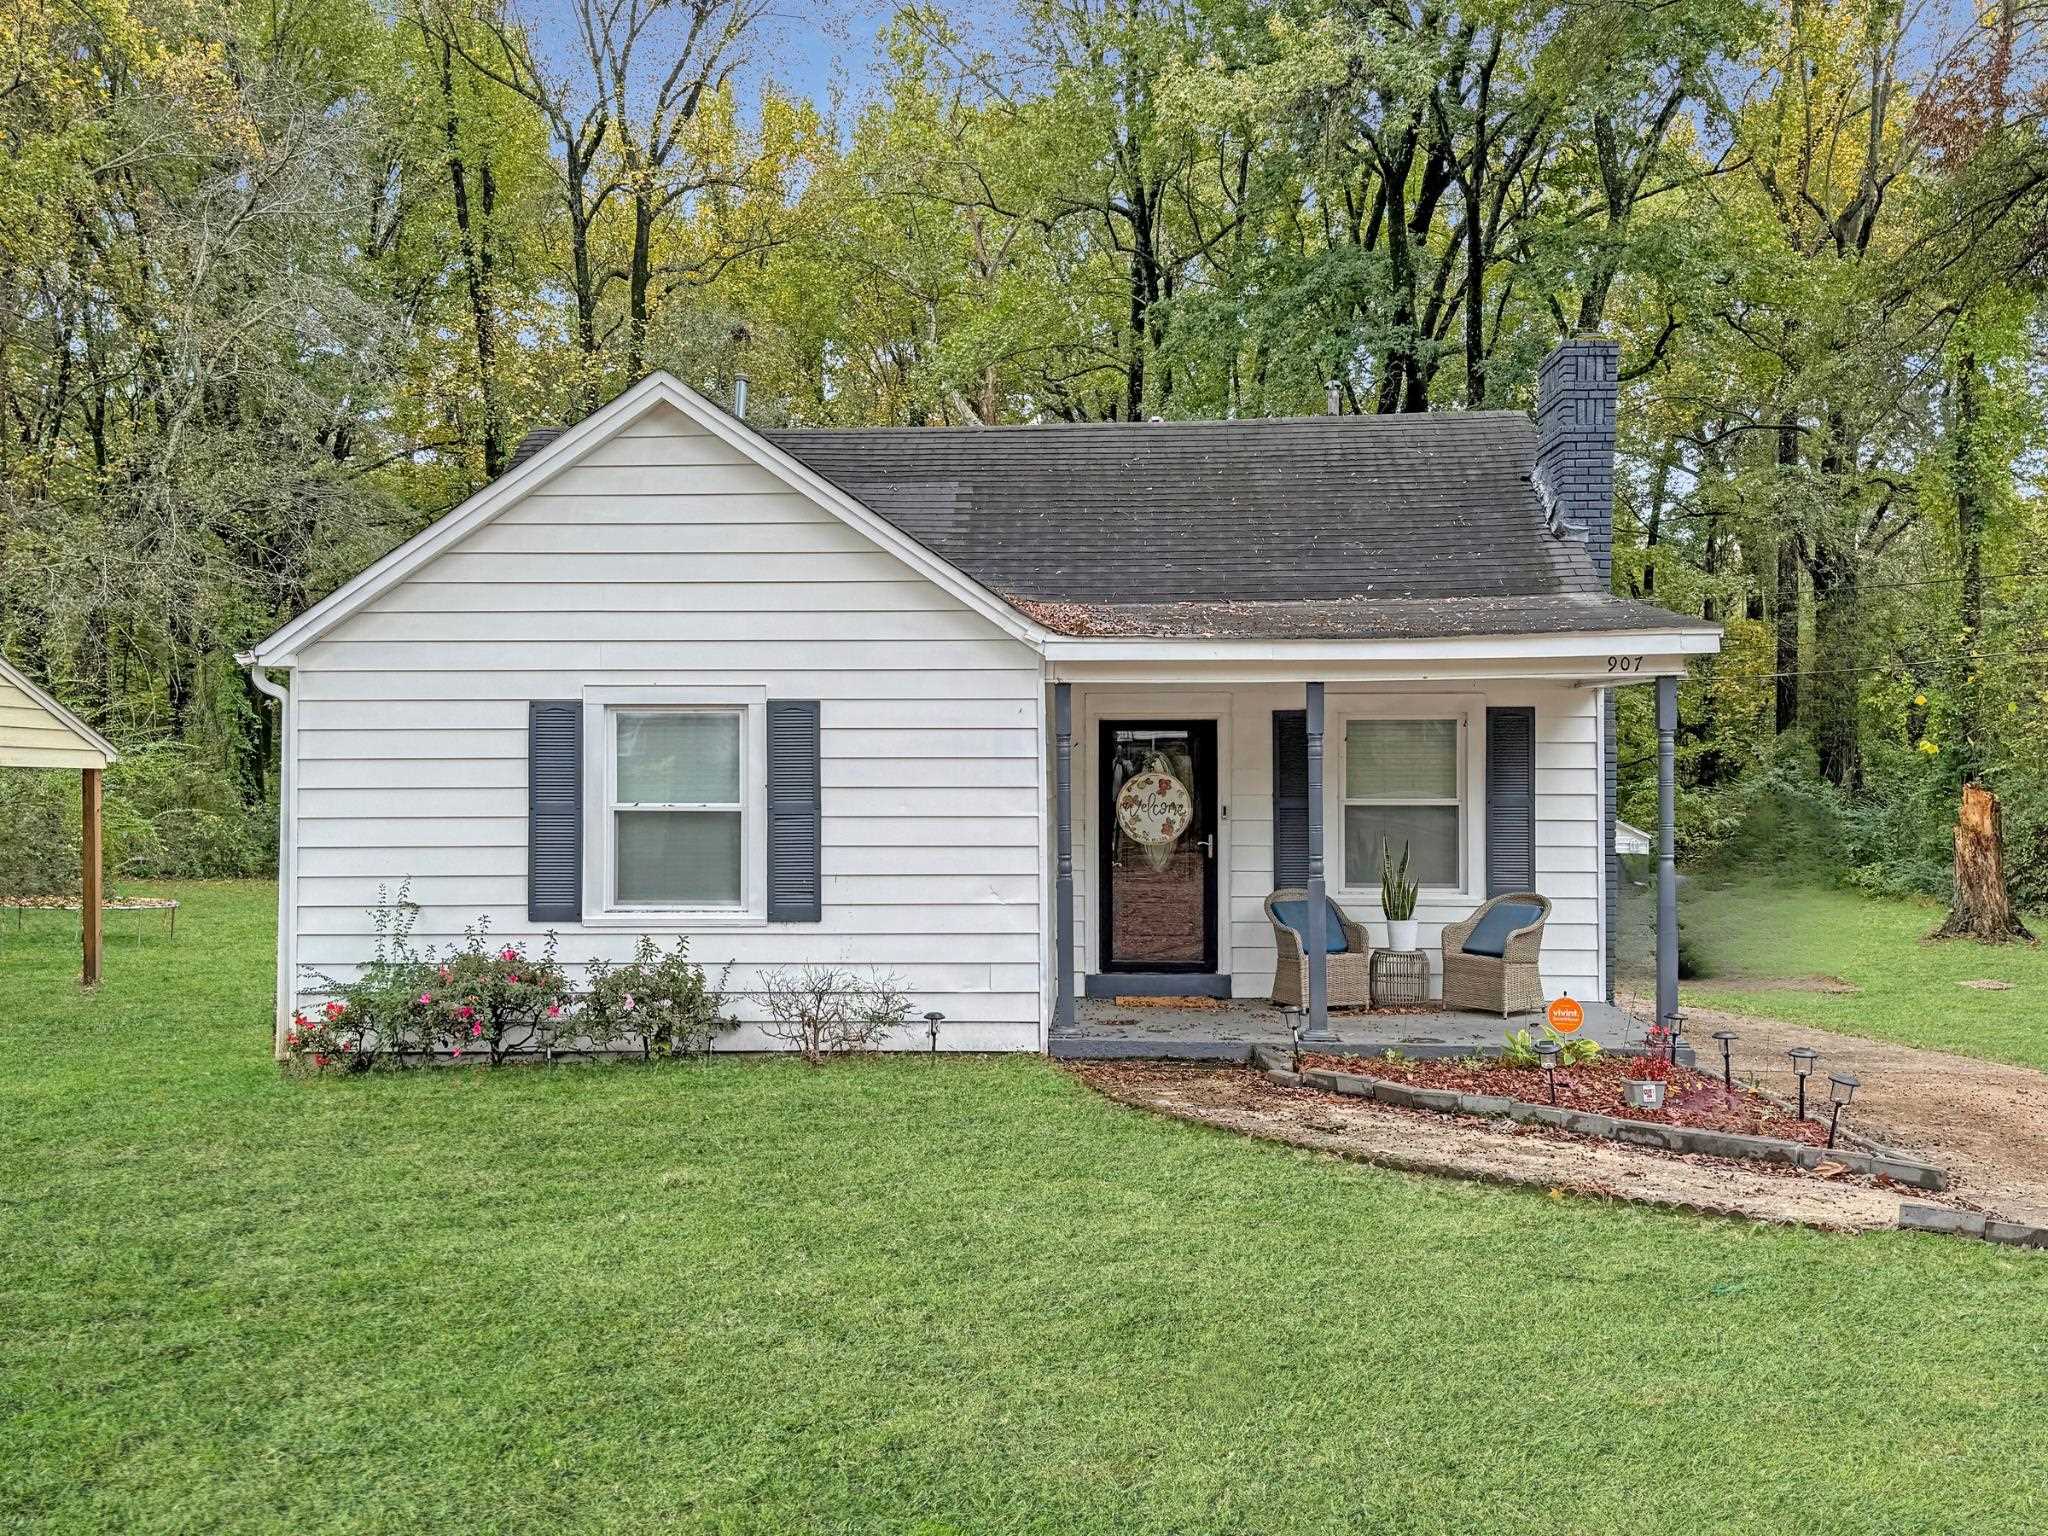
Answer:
[756,966,913,1065]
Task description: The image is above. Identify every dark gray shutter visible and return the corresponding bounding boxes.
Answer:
[766,699,822,922]
[527,700,582,923]
[1272,709,1308,888]
[1485,706,1536,897]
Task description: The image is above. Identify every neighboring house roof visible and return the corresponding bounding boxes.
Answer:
[1615,820,1653,856]
[0,655,117,769]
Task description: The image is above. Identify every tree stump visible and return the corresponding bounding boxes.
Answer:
[1934,783,2034,943]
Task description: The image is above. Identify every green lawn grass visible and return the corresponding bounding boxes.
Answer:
[1621,874,2048,1071]
[5,882,2048,1534]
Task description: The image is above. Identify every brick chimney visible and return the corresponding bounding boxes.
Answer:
[1537,336,1622,1002]
[1535,338,1619,585]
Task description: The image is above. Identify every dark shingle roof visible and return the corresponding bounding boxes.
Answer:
[761,414,1610,610]
[499,403,1715,642]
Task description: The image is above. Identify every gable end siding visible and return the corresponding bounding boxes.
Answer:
[290,402,1044,1050]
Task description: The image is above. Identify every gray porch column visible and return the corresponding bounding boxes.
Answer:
[1655,674,1679,1029]
[1301,682,1334,1041]
[1054,682,1076,1034]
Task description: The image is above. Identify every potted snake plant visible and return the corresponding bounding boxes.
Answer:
[1380,842,1420,952]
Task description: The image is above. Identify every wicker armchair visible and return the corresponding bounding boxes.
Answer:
[1440,893,1552,1017]
[1265,888,1372,1009]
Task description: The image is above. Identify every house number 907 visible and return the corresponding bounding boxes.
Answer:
[1606,656,1644,673]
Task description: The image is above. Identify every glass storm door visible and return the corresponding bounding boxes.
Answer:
[1098,721,1219,974]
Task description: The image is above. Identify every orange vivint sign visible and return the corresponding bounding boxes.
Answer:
[1546,995,1585,1034]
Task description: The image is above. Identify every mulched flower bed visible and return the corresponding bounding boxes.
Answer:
[1301,1051,1834,1148]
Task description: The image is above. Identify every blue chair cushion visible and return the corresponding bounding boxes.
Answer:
[1272,897,1351,955]
[1461,900,1545,958]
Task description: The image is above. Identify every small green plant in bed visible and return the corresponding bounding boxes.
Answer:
[1501,1025,1600,1070]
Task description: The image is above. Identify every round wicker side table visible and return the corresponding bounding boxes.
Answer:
[1369,949,1429,1009]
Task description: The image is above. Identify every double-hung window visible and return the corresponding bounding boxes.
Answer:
[609,708,745,909]
[1343,717,1463,890]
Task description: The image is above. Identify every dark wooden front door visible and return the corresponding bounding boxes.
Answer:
[1098,720,1219,975]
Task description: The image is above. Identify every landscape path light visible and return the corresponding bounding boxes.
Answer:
[1712,1029,1737,1091]
[1827,1072,1859,1150]
[1283,1004,1306,1070]
[924,1011,945,1059]
[1533,1037,1562,1106]
[1787,1046,1820,1119]
[1662,1012,1685,1067]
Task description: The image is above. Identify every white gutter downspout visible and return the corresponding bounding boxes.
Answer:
[240,655,294,1059]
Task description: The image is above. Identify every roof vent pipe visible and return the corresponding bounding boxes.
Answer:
[1326,379,1342,416]
[733,375,749,420]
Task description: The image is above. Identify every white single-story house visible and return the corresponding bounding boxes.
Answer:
[242,339,1717,1055]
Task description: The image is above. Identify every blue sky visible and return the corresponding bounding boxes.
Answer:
[519,2,1019,128]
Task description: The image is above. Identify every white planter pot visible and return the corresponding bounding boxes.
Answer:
[1386,918,1420,953]
[1621,1078,1667,1112]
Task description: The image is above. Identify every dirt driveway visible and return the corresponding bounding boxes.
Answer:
[1629,994,2048,1225]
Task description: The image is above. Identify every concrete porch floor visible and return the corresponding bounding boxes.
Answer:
[1051,996,1669,1063]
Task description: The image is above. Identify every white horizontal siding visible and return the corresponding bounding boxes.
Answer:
[297,639,1033,673]
[293,697,1037,730]
[298,929,1041,968]
[299,873,1041,912]
[373,579,965,612]
[297,842,1044,879]
[417,551,941,585]
[290,400,1044,1048]
[294,669,1036,702]
[337,609,1007,644]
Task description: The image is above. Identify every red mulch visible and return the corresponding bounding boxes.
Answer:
[1300,1051,1833,1147]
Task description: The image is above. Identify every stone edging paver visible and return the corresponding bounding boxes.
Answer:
[1253,1047,1949,1193]
[1898,1204,2048,1249]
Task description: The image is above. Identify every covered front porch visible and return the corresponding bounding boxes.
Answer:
[1045,635,1706,1058]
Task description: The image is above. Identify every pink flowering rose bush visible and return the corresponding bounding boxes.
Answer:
[282,1000,366,1073]
[581,935,736,1061]
[284,882,740,1074]
[428,922,574,1065]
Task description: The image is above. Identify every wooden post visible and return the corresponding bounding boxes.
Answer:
[81,765,103,987]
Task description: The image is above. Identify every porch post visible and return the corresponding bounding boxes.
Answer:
[1301,682,1333,1041]
[1054,681,1076,1034]
[1655,674,1679,1030]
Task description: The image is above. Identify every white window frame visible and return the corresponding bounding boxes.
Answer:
[580,686,769,927]
[1330,705,1473,899]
